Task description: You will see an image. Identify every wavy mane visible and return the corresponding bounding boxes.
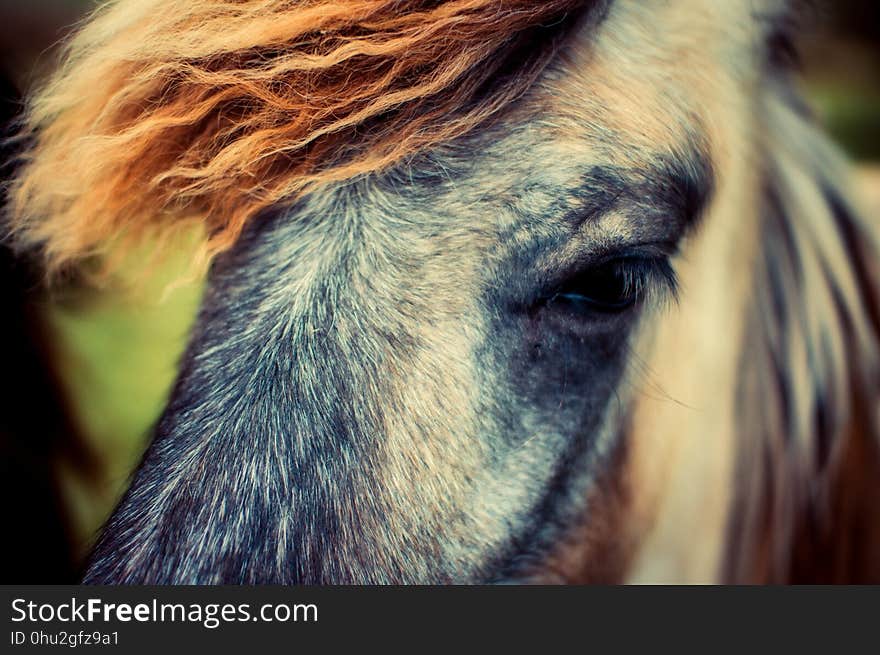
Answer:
[7,0,588,275]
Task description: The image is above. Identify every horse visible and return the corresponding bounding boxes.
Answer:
[7,0,880,584]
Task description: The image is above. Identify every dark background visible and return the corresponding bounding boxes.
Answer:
[0,1,877,583]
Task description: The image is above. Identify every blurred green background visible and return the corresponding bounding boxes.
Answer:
[0,0,877,580]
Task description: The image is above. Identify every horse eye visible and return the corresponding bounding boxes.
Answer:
[545,258,647,315]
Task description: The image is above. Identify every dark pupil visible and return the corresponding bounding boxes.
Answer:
[550,260,635,313]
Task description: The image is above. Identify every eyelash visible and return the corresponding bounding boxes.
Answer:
[542,256,678,316]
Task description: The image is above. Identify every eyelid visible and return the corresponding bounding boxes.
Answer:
[538,241,680,299]
[546,256,678,308]
[589,240,680,265]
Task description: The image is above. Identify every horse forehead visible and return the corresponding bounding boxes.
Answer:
[545,0,769,158]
